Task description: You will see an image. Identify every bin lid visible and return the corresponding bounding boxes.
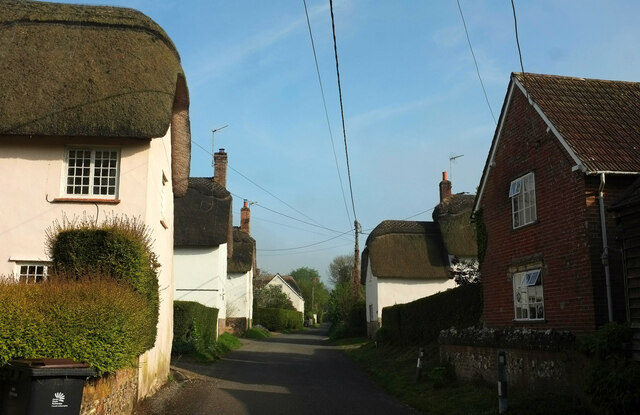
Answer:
[10,358,90,369]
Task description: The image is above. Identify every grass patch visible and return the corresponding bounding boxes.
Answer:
[330,336,368,349]
[214,333,242,354]
[345,340,592,414]
[244,326,272,339]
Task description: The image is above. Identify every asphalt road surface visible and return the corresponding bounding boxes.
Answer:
[134,326,418,415]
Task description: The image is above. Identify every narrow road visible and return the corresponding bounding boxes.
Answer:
[135,326,418,414]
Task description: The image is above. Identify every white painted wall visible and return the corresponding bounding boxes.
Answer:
[377,277,456,321]
[267,276,304,314]
[174,245,227,318]
[0,129,177,399]
[227,269,253,320]
[365,257,379,324]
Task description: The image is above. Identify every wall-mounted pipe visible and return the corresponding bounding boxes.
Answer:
[598,173,614,322]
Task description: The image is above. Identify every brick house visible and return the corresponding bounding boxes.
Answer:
[472,72,640,335]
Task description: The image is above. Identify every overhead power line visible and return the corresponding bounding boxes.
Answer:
[456,0,496,124]
[329,0,357,224]
[257,228,353,252]
[191,139,326,229]
[302,0,352,231]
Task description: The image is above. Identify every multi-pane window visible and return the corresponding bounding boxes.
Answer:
[513,269,544,320]
[18,264,47,283]
[509,172,537,228]
[66,149,119,197]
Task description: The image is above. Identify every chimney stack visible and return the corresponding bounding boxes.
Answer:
[241,199,251,234]
[213,149,227,188]
[439,171,452,202]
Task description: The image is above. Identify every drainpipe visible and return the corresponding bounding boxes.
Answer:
[598,173,614,322]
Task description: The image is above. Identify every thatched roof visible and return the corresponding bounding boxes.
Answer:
[254,274,303,297]
[228,227,256,274]
[174,178,232,247]
[0,1,191,195]
[363,221,449,281]
[433,194,477,258]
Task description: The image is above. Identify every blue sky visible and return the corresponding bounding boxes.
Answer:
[57,0,640,283]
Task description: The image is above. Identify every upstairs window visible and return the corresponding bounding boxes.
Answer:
[509,172,536,228]
[513,269,544,321]
[65,148,120,198]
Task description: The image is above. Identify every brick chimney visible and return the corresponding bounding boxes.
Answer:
[241,199,251,234]
[439,171,452,202]
[213,149,227,188]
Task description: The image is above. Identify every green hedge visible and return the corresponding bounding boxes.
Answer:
[254,307,303,331]
[0,279,154,375]
[173,301,219,358]
[47,216,160,349]
[381,283,482,345]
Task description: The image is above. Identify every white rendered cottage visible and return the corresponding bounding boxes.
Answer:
[174,152,233,338]
[362,174,477,337]
[227,201,257,333]
[0,1,191,399]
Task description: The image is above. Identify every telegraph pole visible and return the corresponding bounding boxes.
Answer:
[353,220,361,299]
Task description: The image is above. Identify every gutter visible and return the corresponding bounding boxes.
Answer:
[598,173,614,322]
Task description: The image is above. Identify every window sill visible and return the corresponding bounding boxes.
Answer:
[512,220,540,231]
[50,198,121,204]
[512,319,547,324]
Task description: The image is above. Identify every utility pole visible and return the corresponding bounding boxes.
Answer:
[353,220,361,299]
[211,124,229,167]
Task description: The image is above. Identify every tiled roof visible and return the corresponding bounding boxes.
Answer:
[514,73,640,173]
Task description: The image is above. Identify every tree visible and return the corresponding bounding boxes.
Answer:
[328,254,354,286]
[449,257,480,285]
[290,267,329,320]
[254,285,295,310]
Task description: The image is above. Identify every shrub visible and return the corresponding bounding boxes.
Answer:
[254,308,302,331]
[0,278,153,375]
[381,284,482,345]
[244,326,272,339]
[46,215,160,349]
[579,322,640,414]
[173,301,219,359]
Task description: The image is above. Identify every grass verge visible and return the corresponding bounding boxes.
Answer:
[244,326,272,339]
[345,340,593,415]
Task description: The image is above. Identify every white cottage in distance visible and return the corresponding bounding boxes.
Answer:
[174,150,233,338]
[0,1,191,399]
[362,173,477,337]
[226,201,257,333]
[255,273,305,314]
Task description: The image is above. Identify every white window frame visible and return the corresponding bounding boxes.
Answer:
[510,172,537,229]
[15,263,49,283]
[513,269,544,321]
[64,147,120,199]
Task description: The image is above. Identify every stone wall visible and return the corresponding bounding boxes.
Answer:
[440,344,588,397]
[80,368,137,415]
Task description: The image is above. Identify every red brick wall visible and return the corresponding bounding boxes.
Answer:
[479,86,630,334]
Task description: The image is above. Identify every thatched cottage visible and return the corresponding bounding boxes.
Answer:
[0,1,190,399]
[174,166,233,338]
[362,174,477,337]
[227,202,257,333]
[255,273,305,314]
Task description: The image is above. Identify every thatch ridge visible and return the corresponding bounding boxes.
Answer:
[1,1,179,57]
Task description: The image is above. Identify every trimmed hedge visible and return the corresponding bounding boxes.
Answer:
[47,216,160,350]
[254,307,303,331]
[0,279,154,375]
[381,283,482,345]
[173,301,219,358]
